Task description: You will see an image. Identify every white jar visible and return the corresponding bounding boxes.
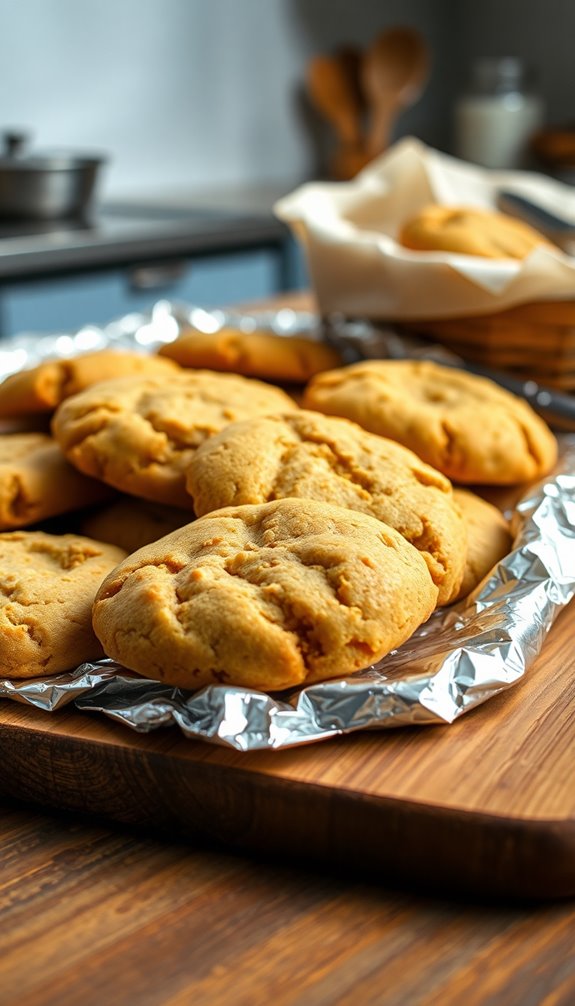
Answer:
[455,58,544,170]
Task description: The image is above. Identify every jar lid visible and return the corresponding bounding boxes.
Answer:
[469,58,533,95]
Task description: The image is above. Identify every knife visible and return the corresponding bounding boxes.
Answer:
[497,190,575,255]
[322,316,575,432]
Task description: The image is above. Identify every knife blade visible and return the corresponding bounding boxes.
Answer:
[497,190,575,255]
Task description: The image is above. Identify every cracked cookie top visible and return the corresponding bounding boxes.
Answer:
[0,531,127,678]
[186,410,466,605]
[398,205,552,260]
[158,327,342,383]
[92,497,438,692]
[303,360,558,484]
[0,350,180,418]
[51,371,297,508]
[0,432,111,531]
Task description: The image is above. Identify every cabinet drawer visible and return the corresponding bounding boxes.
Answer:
[0,247,283,337]
[171,248,282,306]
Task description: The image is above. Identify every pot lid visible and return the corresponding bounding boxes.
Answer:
[0,130,105,170]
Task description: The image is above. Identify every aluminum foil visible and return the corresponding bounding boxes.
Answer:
[1,304,575,750]
[0,299,320,378]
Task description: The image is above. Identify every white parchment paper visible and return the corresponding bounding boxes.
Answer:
[275,137,575,320]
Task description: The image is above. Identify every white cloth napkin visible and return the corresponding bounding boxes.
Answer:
[274,137,575,319]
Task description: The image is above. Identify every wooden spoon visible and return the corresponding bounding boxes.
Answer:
[307,52,364,147]
[362,27,430,158]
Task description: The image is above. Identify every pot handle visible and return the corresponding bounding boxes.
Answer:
[3,131,29,158]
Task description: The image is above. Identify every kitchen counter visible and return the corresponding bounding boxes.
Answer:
[0,199,289,281]
[0,185,305,336]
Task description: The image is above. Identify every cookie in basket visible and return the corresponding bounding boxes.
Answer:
[302,359,557,485]
[452,489,513,602]
[92,497,438,692]
[0,350,180,419]
[79,497,192,554]
[398,204,553,259]
[158,327,342,383]
[51,371,298,508]
[0,432,112,531]
[0,531,126,678]
[186,410,466,605]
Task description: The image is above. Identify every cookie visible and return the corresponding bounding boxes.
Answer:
[0,531,126,678]
[452,489,512,602]
[0,432,111,531]
[399,205,553,259]
[158,327,341,383]
[0,350,180,419]
[51,371,297,508]
[92,498,438,692]
[187,410,466,605]
[303,360,558,485]
[80,498,192,554]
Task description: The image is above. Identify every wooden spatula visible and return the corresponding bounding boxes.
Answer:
[362,27,430,158]
[307,49,370,179]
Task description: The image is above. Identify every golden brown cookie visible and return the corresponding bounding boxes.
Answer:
[0,531,126,678]
[158,327,342,383]
[398,204,553,259]
[80,498,192,554]
[452,489,512,602]
[0,432,111,531]
[51,371,297,508]
[92,498,438,692]
[303,360,558,485]
[187,410,466,605]
[0,350,180,418]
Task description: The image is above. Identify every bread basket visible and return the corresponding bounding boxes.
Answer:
[275,139,575,391]
[403,299,575,391]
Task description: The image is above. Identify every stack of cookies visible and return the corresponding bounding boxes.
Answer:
[0,336,558,694]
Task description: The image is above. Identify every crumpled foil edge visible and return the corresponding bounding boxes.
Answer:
[2,438,574,751]
[0,303,574,751]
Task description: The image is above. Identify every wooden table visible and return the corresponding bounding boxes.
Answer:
[2,798,575,1005]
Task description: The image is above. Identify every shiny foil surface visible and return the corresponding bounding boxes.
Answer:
[0,305,574,750]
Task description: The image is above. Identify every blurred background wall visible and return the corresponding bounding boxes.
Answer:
[0,0,572,200]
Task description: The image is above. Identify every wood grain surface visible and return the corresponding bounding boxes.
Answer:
[1,599,575,900]
[2,799,575,1006]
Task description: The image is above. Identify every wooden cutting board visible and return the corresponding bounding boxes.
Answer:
[1,601,575,901]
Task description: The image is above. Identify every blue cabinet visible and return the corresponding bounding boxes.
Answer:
[0,242,307,337]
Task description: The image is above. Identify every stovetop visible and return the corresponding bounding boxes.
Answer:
[0,202,286,278]
[0,202,272,240]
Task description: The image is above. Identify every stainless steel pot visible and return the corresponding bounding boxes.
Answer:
[0,131,106,220]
